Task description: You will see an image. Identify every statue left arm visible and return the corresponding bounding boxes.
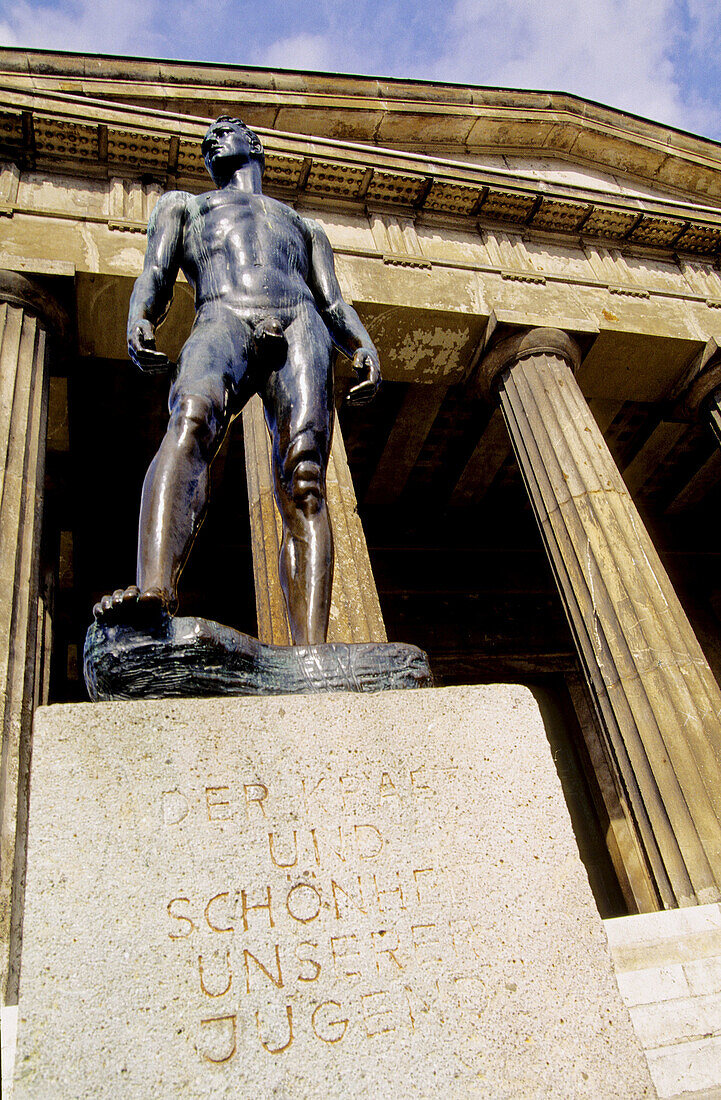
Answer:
[306,218,381,405]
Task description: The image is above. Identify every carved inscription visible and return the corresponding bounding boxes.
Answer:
[159,763,490,1064]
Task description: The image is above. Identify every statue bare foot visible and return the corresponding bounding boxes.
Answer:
[92,585,177,625]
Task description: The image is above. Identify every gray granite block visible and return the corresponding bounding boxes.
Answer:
[15,686,654,1098]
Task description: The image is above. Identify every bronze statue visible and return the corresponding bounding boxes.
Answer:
[85,117,432,700]
[93,117,380,645]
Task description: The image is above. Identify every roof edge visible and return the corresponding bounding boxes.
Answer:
[0,45,719,157]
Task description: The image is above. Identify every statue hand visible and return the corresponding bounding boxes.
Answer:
[346,348,381,406]
[128,320,171,374]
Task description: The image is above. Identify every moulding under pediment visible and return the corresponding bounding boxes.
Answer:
[2,86,721,262]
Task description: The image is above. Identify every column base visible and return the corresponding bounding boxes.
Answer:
[83,616,432,701]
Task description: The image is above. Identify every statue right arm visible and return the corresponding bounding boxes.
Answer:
[127,191,189,372]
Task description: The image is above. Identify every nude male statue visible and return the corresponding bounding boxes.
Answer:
[93,117,380,645]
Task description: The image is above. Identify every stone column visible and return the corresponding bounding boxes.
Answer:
[672,338,721,446]
[242,394,386,645]
[479,325,721,910]
[0,271,66,1004]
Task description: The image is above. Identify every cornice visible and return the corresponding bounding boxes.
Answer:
[2,85,721,258]
[2,47,721,206]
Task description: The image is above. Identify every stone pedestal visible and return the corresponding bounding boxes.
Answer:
[0,272,66,1005]
[242,394,386,645]
[14,687,652,1098]
[480,327,721,911]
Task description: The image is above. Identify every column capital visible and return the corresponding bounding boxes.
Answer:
[669,338,721,421]
[476,324,582,399]
[0,269,68,339]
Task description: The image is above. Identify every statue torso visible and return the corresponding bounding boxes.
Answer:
[180,190,316,319]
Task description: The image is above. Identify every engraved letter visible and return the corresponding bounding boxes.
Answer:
[198,949,233,998]
[404,984,431,1031]
[244,782,268,818]
[241,886,274,930]
[329,825,346,863]
[452,974,488,1012]
[268,830,298,868]
[167,897,196,939]
[330,934,362,980]
[312,1001,348,1044]
[331,877,366,920]
[205,786,231,821]
[373,873,405,914]
[205,892,234,934]
[379,772,398,800]
[339,773,363,811]
[296,941,321,982]
[371,929,405,975]
[285,882,322,923]
[244,944,284,991]
[410,766,433,797]
[451,918,484,961]
[256,1005,293,1054]
[411,923,442,965]
[354,824,384,860]
[302,776,328,815]
[199,1014,237,1063]
[413,867,437,905]
[162,789,189,826]
[361,990,396,1037]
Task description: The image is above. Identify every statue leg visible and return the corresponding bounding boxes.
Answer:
[94,312,252,623]
[135,392,225,612]
[261,306,334,646]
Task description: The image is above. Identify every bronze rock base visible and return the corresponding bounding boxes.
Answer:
[83,615,433,702]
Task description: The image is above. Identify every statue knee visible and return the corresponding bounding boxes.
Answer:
[168,394,219,458]
[286,455,324,517]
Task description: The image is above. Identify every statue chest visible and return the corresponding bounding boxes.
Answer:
[186,199,307,274]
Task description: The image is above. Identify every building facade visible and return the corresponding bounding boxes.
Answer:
[2,48,721,1092]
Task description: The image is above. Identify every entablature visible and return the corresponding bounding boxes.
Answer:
[2,88,721,259]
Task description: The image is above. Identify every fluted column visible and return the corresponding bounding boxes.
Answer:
[242,394,386,645]
[672,338,721,447]
[480,326,721,910]
[0,272,66,1003]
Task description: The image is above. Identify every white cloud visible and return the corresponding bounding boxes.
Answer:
[0,0,165,55]
[430,0,685,124]
[0,21,20,45]
[256,0,721,140]
[261,32,337,71]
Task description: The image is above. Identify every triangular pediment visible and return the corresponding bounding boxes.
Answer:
[438,152,717,210]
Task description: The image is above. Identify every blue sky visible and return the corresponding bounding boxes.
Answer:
[1,0,720,140]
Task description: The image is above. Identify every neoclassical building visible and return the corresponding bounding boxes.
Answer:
[2,47,721,1092]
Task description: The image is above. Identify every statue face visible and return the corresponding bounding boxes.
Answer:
[202,120,252,182]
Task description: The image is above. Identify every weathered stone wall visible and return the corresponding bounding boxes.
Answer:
[3,163,721,376]
[607,904,721,1097]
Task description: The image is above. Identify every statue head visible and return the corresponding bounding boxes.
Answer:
[201,116,265,184]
